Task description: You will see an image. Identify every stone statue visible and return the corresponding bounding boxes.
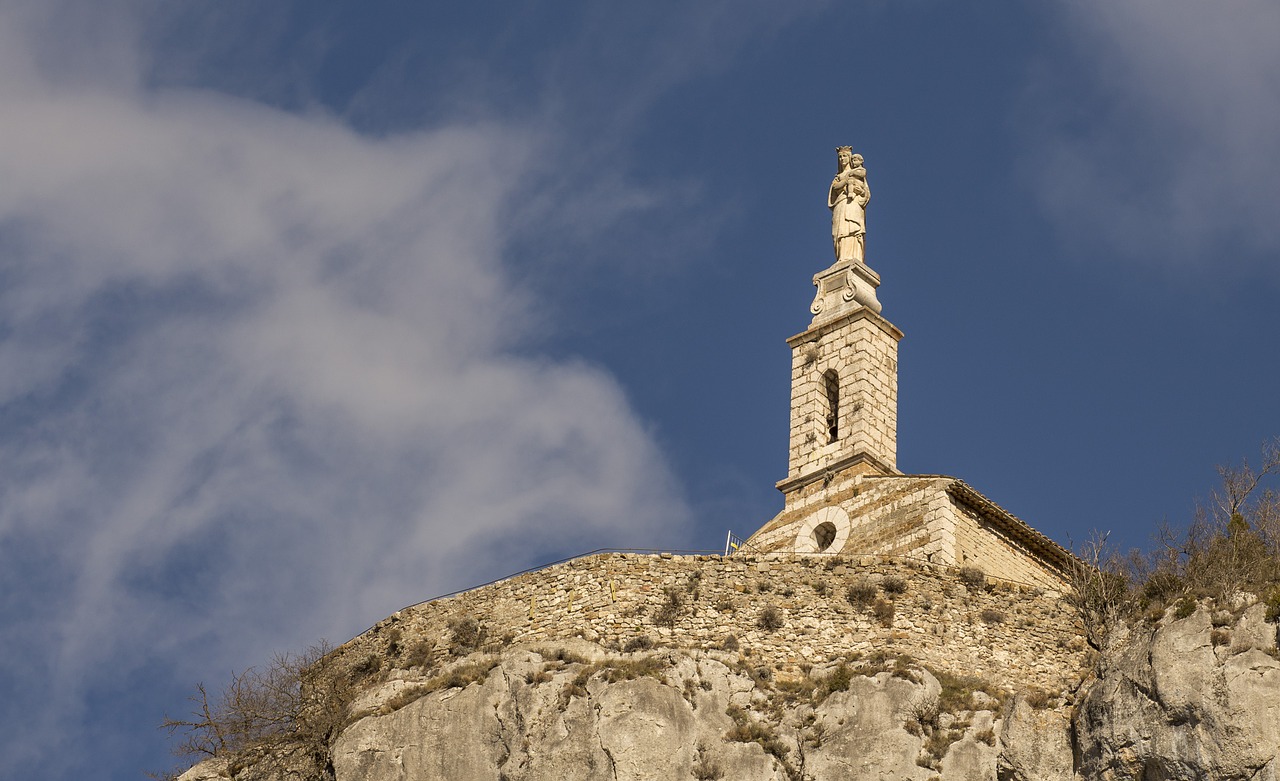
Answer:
[829,147,870,264]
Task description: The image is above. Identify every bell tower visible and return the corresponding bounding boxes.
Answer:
[777,149,902,512]
[743,149,1070,587]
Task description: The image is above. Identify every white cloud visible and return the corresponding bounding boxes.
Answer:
[1027,1,1280,267]
[0,5,692,776]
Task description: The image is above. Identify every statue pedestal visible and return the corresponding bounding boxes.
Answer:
[808,261,881,326]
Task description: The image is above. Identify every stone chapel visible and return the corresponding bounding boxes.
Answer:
[744,148,1071,589]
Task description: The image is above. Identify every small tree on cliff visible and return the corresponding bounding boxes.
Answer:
[1138,439,1280,604]
[1184,440,1280,598]
[161,641,364,778]
[1065,530,1130,649]
[1067,439,1280,647]
[1070,437,1280,645]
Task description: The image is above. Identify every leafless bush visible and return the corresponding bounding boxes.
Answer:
[1024,688,1053,709]
[691,742,724,780]
[1181,443,1280,598]
[905,693,940,733]
[1065,531,1131,649]
[724,705,790,763]
[161,641,358,776]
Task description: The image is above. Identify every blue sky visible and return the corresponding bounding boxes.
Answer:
[1,1,1278,778]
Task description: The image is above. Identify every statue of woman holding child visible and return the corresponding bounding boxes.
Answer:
[829,147,869,264]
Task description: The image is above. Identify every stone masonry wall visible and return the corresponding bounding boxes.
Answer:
[786,309,899,481]
[751,476,950,560]
[341,553,1088,697]
[748,475,1068,591]
[951,499,1065,590]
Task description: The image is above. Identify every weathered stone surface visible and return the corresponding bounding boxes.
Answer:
[328,644,1009,781]
[1076,603,1280,781]
[998,695,1075,781]
[339,554,1084,697]
[176,758,228,781]
[177,574,1280,781]
[939,711,999,781]
[336,670,509,781]
[803,671,940,780]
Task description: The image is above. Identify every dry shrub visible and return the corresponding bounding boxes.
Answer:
[846,580,878,606]
[542,647,590,665]
[623,635,655,653]
[979,608,1006,624]
[882,575,907,595]
[757,605,784,631]
[383,627,403,657]
[430,658,500,693]
[654,586,684,627]
[401,639,434,670]
[562,654,670,705]
[824,663,852,695]
[724,705,790,762]
[447,617,485,656]
[958,567,986,590]
[691,742,724,780]
[1024,688,1053,709]
[872,598,895,627]
[933,669,1005,713]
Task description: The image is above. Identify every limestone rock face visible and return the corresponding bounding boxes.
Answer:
[1076,603,1280,781]
[176,758,228,781]
[330,649,773,781]
[325,647,1016,781]
[177,604,1280,781]
[997,695,1074,781]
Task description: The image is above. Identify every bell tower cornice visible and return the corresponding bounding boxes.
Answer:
[807,259,884,326]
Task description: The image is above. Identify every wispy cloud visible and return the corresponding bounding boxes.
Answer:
[1025,1,1280,269]
[0,4,694,776]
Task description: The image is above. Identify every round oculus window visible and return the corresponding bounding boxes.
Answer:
[793,506,851,554]
[813,521,837,552]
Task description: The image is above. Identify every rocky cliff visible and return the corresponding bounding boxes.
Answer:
[1077,602,1280,780]
[175,591,1280,781]
[182,638,1061,781]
